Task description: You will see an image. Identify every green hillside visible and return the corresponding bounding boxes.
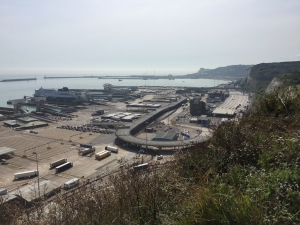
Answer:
[185,65,252,79]
[240,61,300,91]
[250,61,300,81]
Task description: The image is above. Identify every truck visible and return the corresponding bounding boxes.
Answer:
[79,147,95,156]
[105,146,118,153]
[14,170,38,180]
[80,144,93,149]
[50,158,67,169]
[30,130,38,134]
[55,162,73,173]
[0,187,8,195]
[64,178,79,189]
[95,150,111,160]
[133,163,149,171]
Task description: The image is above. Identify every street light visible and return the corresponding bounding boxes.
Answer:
[145,122,148,154]
[32,152,40,198]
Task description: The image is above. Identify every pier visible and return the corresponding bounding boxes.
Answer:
[44,76,97,79]
[1,77,37,82]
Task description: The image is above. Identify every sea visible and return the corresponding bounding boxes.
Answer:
[0,74,230,108]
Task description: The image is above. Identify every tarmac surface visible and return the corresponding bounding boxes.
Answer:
[0,89,248,201]
[213,91,249,116]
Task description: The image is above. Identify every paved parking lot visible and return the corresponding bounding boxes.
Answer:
[0,91,246,195]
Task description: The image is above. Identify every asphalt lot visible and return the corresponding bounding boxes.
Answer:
[0,90,247,196]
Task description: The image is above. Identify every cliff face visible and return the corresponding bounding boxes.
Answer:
[198,65,252,78]
[249,61,300,81]
[185,65,252,79]
[243,61,300,91]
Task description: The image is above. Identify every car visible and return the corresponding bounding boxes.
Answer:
[138,149,145,154]
[1,159,7,164]
[157,155,163,160]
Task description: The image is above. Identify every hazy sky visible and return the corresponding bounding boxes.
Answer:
[0,0,300,75]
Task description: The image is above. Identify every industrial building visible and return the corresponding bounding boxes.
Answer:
[152,131,178,141]
[3,117,48,130]
[197,115,209,126]
[189,97,206,116]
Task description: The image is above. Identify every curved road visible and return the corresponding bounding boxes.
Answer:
[115,98,210,147]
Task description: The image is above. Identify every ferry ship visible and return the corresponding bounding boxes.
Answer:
[34,87,77,100]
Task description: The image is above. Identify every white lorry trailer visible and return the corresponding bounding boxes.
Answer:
[0,188,7,195]
[133,163,149,171]
[14,170,38,180]
[50,158,67,169]
[105,146,118,153]
[64,178,79,189]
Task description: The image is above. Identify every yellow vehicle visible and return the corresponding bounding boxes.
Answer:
[95,150,111,160]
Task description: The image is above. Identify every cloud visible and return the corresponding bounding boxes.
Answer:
[296,54,300,58]
[279,56,286,59]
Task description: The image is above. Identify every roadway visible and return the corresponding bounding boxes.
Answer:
[115,98,210,147]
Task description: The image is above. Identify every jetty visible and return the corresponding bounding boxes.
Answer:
[1,78,37,82]
[44,75,97,79]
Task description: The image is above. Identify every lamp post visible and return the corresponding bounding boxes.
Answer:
[32,152,40,198]
[145,122,148,154]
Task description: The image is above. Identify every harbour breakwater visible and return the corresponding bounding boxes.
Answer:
[1,78,37,82]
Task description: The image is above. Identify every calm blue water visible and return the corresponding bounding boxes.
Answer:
[0,74,229,108]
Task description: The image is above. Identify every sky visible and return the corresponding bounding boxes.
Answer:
[0,0,300,76]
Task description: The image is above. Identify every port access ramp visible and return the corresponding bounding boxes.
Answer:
[116,99,210,147]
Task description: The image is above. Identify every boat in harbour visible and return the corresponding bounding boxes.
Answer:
[34,87,77,100]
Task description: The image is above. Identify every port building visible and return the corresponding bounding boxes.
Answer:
[152,131,178,141]
[189,97,206,116]
[3,117,48,130]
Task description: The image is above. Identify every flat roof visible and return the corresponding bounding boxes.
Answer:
[212,108,236,115]
[12,180,61,201]
[18,117,38,123]
[0,146,15,156]
[153,131,178,141]
[0,194,18,204]
[198,117,209,121]
[18,121,48,129]
[3,120,17,126]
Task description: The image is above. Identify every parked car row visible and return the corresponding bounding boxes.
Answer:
[57,125,114,134]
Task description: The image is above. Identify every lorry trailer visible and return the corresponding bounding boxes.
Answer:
[79,147,95,156]
[105,146,118,153]
[55,162,73,173]
[133,163,149,171]
[64,178,79,189]
[0,188,8,195]
[14,170,38,180]
[50,158,67,169]
[95,150,111,160]
[80,144,93,149]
